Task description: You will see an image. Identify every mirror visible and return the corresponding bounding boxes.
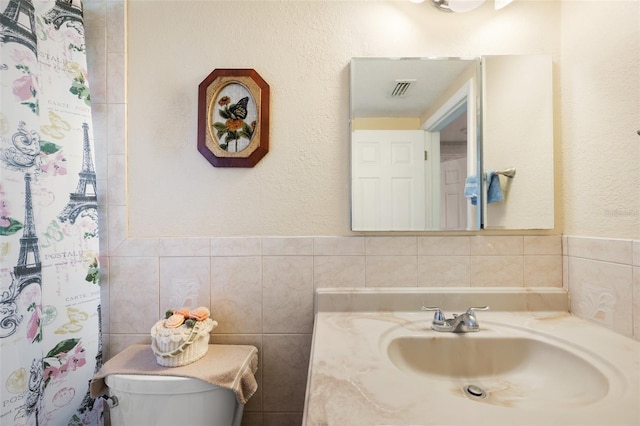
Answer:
[481,55,554,230]
[350,57,481,231]
[350,55,554,231]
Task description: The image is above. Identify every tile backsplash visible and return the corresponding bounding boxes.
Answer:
[102,235,563,424]
[564,236,640,340]
[100,234,639,425]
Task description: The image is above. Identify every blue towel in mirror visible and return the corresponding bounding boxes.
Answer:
[486,171,504,204]
[464,175,479,206]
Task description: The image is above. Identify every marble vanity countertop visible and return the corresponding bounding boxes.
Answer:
[302,288,640,426]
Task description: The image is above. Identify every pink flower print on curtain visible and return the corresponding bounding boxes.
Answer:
[0,0,103,425]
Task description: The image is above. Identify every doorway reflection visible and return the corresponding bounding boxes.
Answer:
[439,111,468,229]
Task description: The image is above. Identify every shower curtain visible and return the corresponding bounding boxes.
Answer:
[0,0,103,424]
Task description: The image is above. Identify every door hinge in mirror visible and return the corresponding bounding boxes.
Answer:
[424,151,428,161]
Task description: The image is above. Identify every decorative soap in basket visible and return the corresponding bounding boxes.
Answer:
[150,307,217,367]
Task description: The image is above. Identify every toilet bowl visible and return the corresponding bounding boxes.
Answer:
[105,374,244,426]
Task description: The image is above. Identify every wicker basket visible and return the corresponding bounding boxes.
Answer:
[150,318,217,367]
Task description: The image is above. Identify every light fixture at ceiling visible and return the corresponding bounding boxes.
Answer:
[428,0,514,12]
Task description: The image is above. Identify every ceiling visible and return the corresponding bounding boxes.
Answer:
[351,58,476,118]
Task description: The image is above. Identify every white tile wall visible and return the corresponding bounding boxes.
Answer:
[565,236,639,340]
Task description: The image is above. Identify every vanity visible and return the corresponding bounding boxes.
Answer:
[302,288,640,425]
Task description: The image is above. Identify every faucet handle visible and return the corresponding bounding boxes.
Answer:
[465,306,490,315]
[421,306,446,323]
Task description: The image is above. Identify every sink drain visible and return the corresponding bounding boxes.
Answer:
[463,384,487,399]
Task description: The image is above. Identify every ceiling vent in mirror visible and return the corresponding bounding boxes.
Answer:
[390,79,416,97]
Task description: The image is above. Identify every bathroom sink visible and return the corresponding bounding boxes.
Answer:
[304,289,640,426]
[386,332,610,407]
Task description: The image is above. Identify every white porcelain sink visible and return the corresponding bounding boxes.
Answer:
[386,333,610,407]
[303,289,640,426]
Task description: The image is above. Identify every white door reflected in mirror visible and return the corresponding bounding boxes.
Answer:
[351,130,427,231]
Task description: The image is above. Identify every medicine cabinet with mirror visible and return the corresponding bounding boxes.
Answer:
[350,55,554,232]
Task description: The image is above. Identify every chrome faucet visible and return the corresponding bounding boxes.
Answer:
[421,306,490,332]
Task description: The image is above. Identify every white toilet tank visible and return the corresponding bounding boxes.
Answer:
[105,374,244,426]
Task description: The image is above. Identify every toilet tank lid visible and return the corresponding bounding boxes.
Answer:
[105,374,225,395]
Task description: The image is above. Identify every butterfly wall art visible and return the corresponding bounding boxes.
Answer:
[197,69,270,167]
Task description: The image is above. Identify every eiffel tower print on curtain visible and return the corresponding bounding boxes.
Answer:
[59,122,97,223]
[0,0,37,55]
[0,173,42,339]
[42,0,83,30]
[1,0,84,57]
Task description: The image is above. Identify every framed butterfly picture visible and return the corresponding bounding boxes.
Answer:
[197,69,270,167]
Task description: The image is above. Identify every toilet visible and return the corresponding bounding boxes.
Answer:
[104,374,244,426]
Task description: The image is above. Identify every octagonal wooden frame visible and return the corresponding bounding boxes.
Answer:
[197,69,270,167]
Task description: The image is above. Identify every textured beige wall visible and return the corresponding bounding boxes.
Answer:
[87,3,640,424]
[560,1,640,239]
[126,0,560,237]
